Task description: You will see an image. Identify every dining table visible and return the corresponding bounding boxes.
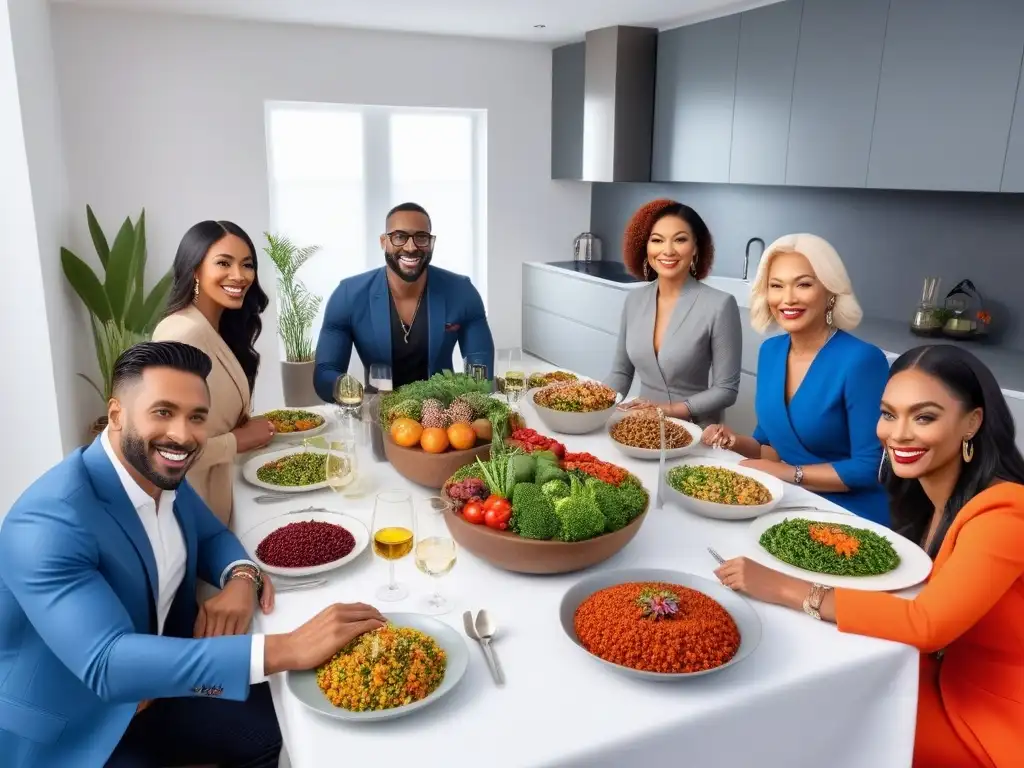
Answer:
[235,376,919,768]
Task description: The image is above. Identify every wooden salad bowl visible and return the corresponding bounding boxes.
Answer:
[383,432,492,490]
[440,491,649,575]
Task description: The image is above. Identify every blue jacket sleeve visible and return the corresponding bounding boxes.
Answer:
[184,485,250,587]
[314,281,353,403]
[457,277,494,376]
[832,345,889,490]
[0,505,252,704]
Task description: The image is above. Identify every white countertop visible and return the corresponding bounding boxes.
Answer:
[527,261,1024,400]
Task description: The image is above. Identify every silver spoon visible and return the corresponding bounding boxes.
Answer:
[275,578,327,593]
[474,610,505,686]
[463,611,501,686]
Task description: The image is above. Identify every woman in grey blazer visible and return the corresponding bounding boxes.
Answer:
[605,199,742,427]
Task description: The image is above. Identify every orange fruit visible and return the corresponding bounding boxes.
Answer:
[420,427,450,454]
[390,418,423,448]
[447,422,477,451]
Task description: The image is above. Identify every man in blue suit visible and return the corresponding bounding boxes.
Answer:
[314,201,495,398]
[0,341,386,767]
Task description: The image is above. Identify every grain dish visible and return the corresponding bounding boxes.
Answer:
[256,520,356,568]
[261,409,325,433]
[667,465,772,506]
[534,381,617,413]
[574,581,740,674]
[256,452,327,487]
[610,414,694,450]
[316,624,447,711]
[759,518,901,577]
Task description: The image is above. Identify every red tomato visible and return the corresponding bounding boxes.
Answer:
[483,494,505,511]
[484,505,512,530]
[462,500,485,525]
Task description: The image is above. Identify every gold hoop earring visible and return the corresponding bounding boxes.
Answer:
[193,277,200,303]
[962,438,974,463]
[825,296,836,327]
[643,261,651,280]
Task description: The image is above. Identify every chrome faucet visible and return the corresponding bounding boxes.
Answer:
[743,237,765,281]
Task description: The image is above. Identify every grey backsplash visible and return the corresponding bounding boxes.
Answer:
[590,182,1024,350]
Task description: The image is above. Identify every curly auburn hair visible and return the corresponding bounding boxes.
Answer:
[622,198,715,282]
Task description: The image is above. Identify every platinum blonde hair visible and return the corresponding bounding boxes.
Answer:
[748,233,863,334]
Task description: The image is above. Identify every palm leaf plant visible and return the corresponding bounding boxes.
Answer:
[61,206,173,406]
[263,233,322,362]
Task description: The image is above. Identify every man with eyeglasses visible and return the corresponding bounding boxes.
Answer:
[314,201,494,397]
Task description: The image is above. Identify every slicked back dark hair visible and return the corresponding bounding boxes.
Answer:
[111,341,213,396]
[386,202,432,230]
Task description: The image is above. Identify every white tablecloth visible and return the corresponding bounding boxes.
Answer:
[236,395,918,768]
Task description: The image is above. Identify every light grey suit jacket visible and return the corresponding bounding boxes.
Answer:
[605,279,742,427]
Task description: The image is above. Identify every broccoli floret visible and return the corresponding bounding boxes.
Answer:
[510,483,560,540]
[553,476,605,542]
[541,478,570,501]
[535,461,568,486]
[617,477,649,521]
[587,478,630,532]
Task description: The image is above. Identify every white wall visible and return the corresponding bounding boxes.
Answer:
[0,0,66,519]
[51,5,592,412]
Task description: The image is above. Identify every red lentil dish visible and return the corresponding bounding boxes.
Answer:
[316,624,447,712]
[667,465,773,506]
[574,581,740,673]
[256,520,356,568]
[610,413,694,450]
[534,381,617,413]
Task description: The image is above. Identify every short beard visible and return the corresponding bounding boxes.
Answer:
[122,428,196,491]
[385,249,432,283]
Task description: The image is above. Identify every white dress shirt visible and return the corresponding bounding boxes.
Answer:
[101,430,267,684]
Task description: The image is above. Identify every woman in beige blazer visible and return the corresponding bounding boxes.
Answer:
[152,220,273,525]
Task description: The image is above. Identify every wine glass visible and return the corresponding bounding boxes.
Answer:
[498,347,526,408]
[463,353,489,384]
[369,363,393,394]
[414,497,457,615]
[371,490,414,601]
[324,439,359,496]
[334,373,363,421]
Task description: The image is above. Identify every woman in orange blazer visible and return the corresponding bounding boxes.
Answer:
[152,221,274,525]
[716,344,1024,768]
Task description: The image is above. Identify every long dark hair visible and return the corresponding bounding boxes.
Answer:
[163,220,269,394]
[884,345,1024,556]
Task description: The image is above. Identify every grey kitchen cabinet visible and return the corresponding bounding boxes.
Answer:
[522,305,618,382]
[522,265,628,337]
[651,15,740,183]
[726,371,759,438]
[550,42,585,180]
[1007,397,1024,456]
[785,0,889,188]
[729,0,803,185]
[866,0,1024,192]
[1001,54,1024,192]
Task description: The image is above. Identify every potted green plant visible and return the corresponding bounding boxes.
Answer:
[61,206,173,437]
[263,232,322,406]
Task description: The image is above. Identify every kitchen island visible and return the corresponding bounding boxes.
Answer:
[522,261,1024,453]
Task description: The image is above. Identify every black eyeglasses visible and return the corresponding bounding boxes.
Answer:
[385,231,436,248]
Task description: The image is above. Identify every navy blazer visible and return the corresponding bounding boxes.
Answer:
[313,265,494,401]
[0,438,252,767]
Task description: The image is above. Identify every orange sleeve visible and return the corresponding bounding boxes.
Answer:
[834,505,1024,652]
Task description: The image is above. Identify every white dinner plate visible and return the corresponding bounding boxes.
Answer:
[238,507,369,578]
[745,509,932,591]
[607,412,702,461]
[262,409,330,443]
[286,613,469,722]
[662,456,786,521]
[241,447,330,493]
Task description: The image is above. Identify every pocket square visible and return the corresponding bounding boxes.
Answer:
[444,323,461,332]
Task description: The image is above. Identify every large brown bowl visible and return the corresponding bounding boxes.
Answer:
[383,432,492,489]
[441,494,649,575]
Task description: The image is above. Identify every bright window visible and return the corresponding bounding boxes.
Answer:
[265,102,487,356]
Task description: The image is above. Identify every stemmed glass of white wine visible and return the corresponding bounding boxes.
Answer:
[334,373,364,422]
[498,347,526,409]
[371,490,414,602]
[414,497,457,615]
[324,439,358,496]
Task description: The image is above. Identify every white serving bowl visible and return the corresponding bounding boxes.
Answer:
[606,410,702,461]
[662,456,785,521]
[529,390,622,435]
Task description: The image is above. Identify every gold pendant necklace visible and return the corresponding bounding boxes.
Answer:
[393,289,424,344]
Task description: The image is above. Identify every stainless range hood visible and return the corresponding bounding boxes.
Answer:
[581,26,658,182]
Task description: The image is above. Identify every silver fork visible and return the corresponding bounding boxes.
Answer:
[707,546,725,564]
